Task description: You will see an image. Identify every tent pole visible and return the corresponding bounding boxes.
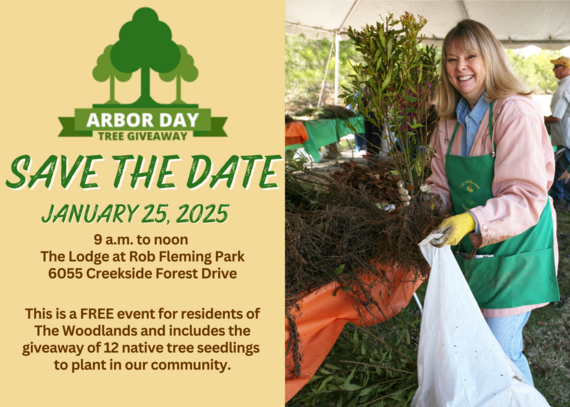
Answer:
[457,0,470,19]
[317,42,334,107]
[335,33,339,106]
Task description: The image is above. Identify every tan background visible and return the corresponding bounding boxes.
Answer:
[0,1,284,405]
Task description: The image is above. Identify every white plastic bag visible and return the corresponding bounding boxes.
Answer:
[411,233,550,407]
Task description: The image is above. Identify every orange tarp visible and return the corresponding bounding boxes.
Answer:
[285,265,424,402]
[285,122,309,146]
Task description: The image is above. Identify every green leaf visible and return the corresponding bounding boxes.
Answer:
[334,264,345,274]
[403,95,417,103]
[347,396,360,407]
[325,364,341,370]
[381,68,392,90]
[344,367,357,387]
[318,375,334,391]
[358,386,376,397]
[418,62,423,84]
[415,160,422,176]
[370,79,379,93]
[390,393,406,401]
[379,29,386,48]
[390,170,399,175]
[340,383,363,392]
[376,57,383,72]
[332,287,340,297]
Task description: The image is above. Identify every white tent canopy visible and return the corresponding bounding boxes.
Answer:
[286,0,570,49]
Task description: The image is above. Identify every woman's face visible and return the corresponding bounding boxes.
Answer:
[445,41,487,108]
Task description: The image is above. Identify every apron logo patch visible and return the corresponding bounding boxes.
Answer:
[460,180,480,210]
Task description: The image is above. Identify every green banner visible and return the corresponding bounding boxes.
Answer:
[59,109,228,137]
[58,118,92,137]
[75,108,211,131]
[194,117,228,137]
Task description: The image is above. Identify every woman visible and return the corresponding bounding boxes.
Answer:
[427,20,560,385]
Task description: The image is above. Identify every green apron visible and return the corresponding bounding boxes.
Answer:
[446,102,560,309]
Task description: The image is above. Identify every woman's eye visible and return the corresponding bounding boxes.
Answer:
[467,54,476,59]
[447,58,456,62]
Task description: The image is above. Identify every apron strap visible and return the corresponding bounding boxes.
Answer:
[447,123,460,155]
[489,101,496,152]
[447,100,495,156]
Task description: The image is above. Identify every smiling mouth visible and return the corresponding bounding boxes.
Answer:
[458,76,474,81]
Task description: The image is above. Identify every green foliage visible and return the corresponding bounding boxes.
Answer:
[160,45,199,104]
[341,13,440,193]
[505,49,561,93]
[93,45,132,83]
[292,321,419,407]
[285,34,364,109]
[111,7,181,105]
[160,45,199,82]
[93,44,132,104]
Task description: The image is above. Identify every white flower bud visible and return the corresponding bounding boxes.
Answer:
[398,188,409,195]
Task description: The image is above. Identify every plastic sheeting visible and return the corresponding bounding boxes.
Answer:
[412,233,550,407]
[286,122,309,146]
[285,264,424,402]
[286,1,570,49]
[284,116,365,162]
[337,116,365,138]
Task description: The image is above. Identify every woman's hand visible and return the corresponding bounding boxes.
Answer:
[430,213,476,247]
[558,170,570,184]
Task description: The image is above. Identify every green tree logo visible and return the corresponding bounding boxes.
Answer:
[110,8,181,107]
[60,8,228,138]
[160,45,199,104]
[92,45,132,104]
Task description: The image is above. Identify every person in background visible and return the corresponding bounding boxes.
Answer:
[347,94,367,153]
[360,89,385,160]
[546,56,570,210]
[354,130,367,153]
[427,19,560,385]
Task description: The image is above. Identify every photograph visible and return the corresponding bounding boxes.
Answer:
[285,1,570,406]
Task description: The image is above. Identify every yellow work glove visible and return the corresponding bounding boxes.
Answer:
[430,213,476,248]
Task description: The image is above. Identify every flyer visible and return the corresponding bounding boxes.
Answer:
[1,1,283,405]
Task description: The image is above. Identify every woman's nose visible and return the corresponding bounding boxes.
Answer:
[456,59,467,70]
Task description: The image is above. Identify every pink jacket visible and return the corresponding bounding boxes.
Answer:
[427,95,558,317]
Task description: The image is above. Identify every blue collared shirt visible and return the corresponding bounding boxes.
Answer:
[456,93,491,157]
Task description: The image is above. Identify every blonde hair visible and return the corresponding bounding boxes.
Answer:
[438,19,531,119]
